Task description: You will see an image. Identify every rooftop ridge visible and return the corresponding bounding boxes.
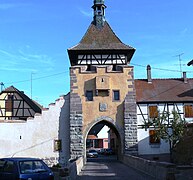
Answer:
[135,77,193,81]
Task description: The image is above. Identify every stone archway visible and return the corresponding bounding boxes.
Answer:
[83,116,124,161]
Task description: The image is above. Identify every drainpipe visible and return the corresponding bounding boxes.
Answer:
[147,65,152,83]
[183,72,187,83]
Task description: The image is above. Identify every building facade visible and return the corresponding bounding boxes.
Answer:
[1,0,193,166]
[136,67,193,157]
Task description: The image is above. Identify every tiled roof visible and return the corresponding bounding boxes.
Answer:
[135,79,193,103]
[68,21,135,51]
[1,86,42,113]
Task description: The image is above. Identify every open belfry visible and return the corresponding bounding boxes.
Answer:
[68,0,137,160]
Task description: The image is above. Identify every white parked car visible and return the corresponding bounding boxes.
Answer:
[86,149,98,158]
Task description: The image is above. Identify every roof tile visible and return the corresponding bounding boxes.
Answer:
[135,79,193,103]
[68,21,134,50]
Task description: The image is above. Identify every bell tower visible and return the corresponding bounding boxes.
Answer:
[92,0,106,28]
[68,0,138,160]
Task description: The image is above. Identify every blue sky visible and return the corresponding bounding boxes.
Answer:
[0,0,193,106]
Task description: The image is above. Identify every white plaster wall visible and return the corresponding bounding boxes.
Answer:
[137,104,166,155]
[0,94,70,166]
[97,125,109,138]
[137,103,185,155]
[138,129,170,155]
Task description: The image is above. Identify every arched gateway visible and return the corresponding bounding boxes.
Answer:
[84,116,123,158]
[68,0,138,160]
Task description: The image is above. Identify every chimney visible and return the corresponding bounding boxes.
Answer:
[183,72,187,83]
[147,65,152,83]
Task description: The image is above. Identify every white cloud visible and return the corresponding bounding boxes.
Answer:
[0,48,55,72]
[0,49,15,58]
[79,8,92,17]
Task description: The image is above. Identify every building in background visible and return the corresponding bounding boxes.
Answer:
[136,66,193,159]
[0,86,42,120]
[86,125,109,150]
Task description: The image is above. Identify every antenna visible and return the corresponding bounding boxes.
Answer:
[174,53,184,77]
[31,72,35,99]
[0,82,5,92]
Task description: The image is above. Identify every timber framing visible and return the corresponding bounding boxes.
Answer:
[0,86,42,120]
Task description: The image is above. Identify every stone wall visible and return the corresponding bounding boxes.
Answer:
[124,67,138,155]
[121,154,176,179]
[69,156,84,179]
[122,154,193,180]
[70,67,83,160]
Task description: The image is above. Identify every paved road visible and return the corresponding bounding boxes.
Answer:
[77,155,155,180]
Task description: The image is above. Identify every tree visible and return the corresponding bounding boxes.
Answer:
[143,110,186,162]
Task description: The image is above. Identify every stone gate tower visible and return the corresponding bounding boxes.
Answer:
[68,0,138,160]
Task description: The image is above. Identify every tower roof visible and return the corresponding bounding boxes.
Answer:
[68,21,134,51]
[68,0,135,66]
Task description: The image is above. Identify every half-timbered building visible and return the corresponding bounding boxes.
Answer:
[136,66,193,157]
[0,86,42,121]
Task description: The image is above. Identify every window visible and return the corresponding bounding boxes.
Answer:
[54,140,62,151]
[86,139,93,148]
[86,91,93,101]
[113,90,120,101]
[0,160,5,172]
[19,160,47,174]
[3,161,14,173]
[149,106,158,118]
[184,105,193,118]
[149,130,160,144]
[5,95,13,112]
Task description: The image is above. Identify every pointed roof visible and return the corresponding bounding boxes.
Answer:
[1,86,42,113]
[68,21,134,51]
[68,0,135,66]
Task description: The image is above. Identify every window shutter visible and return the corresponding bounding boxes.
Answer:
[5,95,13,112]
[149,130,160,144]
[185,105,193,118]
[149,106,158,118]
